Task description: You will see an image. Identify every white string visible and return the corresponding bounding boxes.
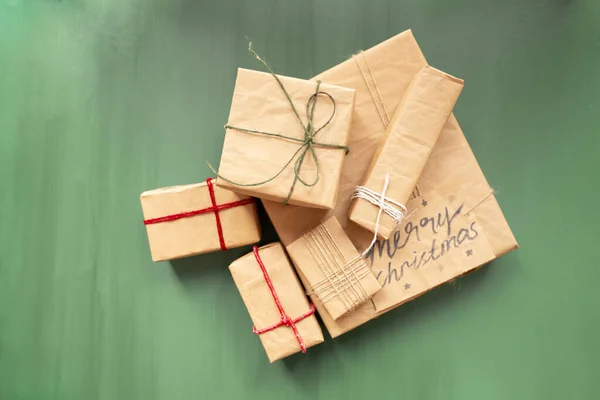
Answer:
[352,174,407,256]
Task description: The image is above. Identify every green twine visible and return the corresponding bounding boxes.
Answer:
[207,42,350,205]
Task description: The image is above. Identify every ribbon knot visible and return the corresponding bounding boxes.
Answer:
[251,246,317,354]
[208,42,349,205]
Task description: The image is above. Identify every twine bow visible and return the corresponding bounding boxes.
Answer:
[208,42,349,205]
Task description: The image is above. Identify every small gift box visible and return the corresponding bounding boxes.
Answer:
[140,179,261,262]
[286,216,382,320]
[229,243,324,362]
[214,60,356,210]
[349,65,464,240]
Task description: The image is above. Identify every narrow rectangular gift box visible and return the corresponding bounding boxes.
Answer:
[140,179,260,262]
[262,30,518,338]
[349,65,464,240]
[286,216,381,320]
[215,65,356,210]
[229,243,324,362]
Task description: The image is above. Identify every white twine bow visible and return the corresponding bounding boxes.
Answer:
[352,174,407,256]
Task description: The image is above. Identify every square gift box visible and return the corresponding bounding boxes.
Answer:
[215,68,356,210]
[286,216,382,320]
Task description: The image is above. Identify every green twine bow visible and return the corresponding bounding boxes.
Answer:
[207,42,350,205]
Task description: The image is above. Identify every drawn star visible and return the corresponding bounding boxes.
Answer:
[421,199,428,207]
[404,283,411,290]
[466,249,473,257]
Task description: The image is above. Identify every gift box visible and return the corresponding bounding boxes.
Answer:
[140,179,260,261]
[229,243,324,362]
[215,66,356,210]
[262,30,518,338]
[349,65,464,240]
[286,216,381,320]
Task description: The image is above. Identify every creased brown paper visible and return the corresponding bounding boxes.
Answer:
[140,182,260,262]
[286,216,381,320]
[349,65,464,240]
[366,190,496,312]
[216,68,356,210]
[229,243,324,362]
[262,30,518,338]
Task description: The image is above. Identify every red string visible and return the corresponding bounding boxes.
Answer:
[143,179,255,251]
[206,178,227,251]
[251,246,316,353]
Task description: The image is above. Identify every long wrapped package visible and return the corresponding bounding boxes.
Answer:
[229,243,324,362]
[262,30,518,338]
[348,65,464,239]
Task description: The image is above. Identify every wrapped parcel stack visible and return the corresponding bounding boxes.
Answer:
[140,30,518,362]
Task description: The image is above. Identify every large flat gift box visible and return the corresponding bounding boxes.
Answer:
[229,243,324,362]
[262,30,518,338]
[141,179,261,261]
[215,68,356,210]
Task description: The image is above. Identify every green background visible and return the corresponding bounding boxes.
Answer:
[1,0,599,399]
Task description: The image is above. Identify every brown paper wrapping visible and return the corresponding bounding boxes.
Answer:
[216,68,356,210]
[349,65,464,239]
[140,182,260,262]
[262,30,518,338]
[229,243,324,362]
[366,190,497,312]
[286,216,381,320]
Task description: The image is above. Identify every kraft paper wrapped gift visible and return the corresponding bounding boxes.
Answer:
[215,67,356,210]
[349,65,464,240]
[286,216,381,320]
[229,243,324,363]
[140,179,261,262]
[262,30,518,338]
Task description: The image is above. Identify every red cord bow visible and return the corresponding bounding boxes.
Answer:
[252,246,316,353]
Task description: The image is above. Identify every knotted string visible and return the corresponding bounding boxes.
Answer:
[251,246,316,354]
[208,42,349,205]
[352,174,408,256]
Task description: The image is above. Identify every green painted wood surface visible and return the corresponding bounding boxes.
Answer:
[1,0,599,399]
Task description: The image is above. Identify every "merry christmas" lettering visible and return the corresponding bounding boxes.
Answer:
[365,203,480,286]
